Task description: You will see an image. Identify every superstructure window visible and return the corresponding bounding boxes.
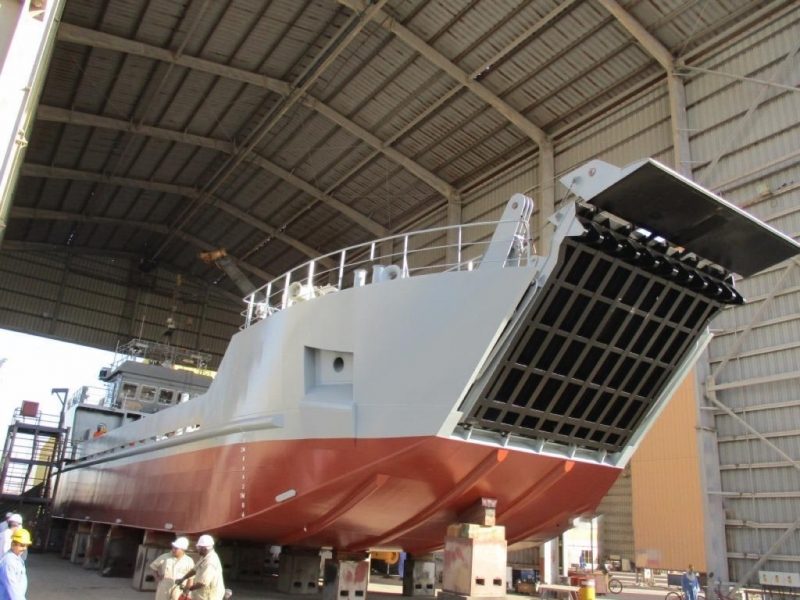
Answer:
[121,383,138,401]
[140,386,156,403]
[158,389,176,405]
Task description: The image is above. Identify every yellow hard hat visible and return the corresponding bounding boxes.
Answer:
[11,528,32,546]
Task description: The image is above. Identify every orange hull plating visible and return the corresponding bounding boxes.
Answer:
[56,436,619,552]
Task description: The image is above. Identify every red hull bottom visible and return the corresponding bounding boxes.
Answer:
[56,436,620,553]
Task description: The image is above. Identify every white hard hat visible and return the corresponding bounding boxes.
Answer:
[196,534,215,548]
[8,514,22,525]
[172,537,189,550]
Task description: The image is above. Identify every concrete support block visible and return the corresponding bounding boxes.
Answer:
[46,518,68,553]
[459,498,497,527]
[217,544,235,575]
[277,547,322,594]
[70,523,92,565]
[323,553,370,600]
[402,555,437,597]
[441,523,507,600]
[131,529,179,590]
[61,521,78,559]
[233,545,269,581]
[267,545,281,575]
[84,522,110,569]
[132,544,166,591]
[100,525,142,577]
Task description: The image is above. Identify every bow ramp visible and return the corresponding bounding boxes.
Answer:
[456,159,800,467]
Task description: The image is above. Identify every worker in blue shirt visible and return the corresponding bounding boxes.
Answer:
[0,528,32,600]
[681,565,700,600]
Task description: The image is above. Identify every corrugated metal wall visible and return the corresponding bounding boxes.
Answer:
[0,250,239,367]
[690,10,800,582]
[597,464,634,568]
[458,8,800,582]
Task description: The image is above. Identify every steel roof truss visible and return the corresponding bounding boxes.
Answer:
[55,22,455,205]
[9,205,272,282]
[32,110,338,265]
[337,0,548,147]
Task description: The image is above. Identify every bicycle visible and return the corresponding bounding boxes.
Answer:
[665,590,705,600]
[607,578,623,594]
[709,581,738,600]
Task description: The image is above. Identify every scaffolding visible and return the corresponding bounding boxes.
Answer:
[0,391,69,549]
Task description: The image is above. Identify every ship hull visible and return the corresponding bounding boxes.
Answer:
[56,435,619,553]
[54,167,777,552]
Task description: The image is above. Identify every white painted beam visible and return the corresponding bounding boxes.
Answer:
[303,96,457,200]
[337,0,548,147]
[56,23,456,204]
[57,23,290,95]
[20,161,327,262]
[9,205,273,281]
[1,239,141,260]
[596,0,672,70]
[32,107,376,250]
[596,0,692,177]
[22,163,200,198]
[154,0,393,260]
[248,153,388,237]
[37,105,234,153]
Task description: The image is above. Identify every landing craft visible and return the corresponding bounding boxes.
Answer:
[54,159,800,554]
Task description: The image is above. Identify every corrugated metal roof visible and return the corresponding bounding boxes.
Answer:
[6,0,789,296]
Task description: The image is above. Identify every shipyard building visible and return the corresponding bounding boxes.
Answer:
[0,1,799,600]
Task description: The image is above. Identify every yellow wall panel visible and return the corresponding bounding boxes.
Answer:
[632,370,706,571]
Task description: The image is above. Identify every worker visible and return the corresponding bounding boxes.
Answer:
[706,572,719,600]
[93,423,108,438]
[175,534,224,599]
[149,537,195,600]
[0,528,33,600]
[0,514,12,536]
[682,565,700,600]
[1,517,22,555]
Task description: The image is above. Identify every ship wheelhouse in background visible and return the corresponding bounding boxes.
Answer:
[65,339,213,458]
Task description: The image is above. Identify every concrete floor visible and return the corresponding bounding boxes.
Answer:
[27,552,672,600]
[26,552,405,599]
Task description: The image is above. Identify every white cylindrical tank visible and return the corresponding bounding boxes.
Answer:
[371,265,385,283]
[354,269,367,287]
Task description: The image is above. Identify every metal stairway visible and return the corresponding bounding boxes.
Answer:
[0,399,69,548]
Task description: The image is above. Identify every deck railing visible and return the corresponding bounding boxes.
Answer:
[242,218,534,328]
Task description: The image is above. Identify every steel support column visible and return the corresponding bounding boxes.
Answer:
[0,0,66,246]
[597,0,692,177]
[667,74,692,178]
[446,195,462,268]
[538,140,556,254]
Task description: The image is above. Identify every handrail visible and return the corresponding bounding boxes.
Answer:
[10,407,61,428]
[242,217,533,328]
